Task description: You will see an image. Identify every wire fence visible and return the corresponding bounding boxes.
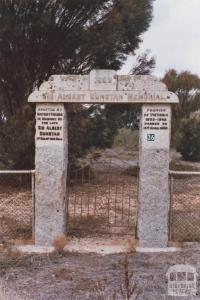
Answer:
[0,167,200,242]
[0,170,35,242]
[169,171,200,242]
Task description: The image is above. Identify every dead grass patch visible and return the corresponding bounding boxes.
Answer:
[53,234,70,253]
[68,215,109,237]
[53,268,74,281]
[0,281,28,300]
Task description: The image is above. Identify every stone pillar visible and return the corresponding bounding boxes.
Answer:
[35,103,68,246]
[137,104,171,249]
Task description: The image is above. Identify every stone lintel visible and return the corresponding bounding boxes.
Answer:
[28,70,179,104]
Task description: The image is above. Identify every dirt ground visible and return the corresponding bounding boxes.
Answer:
[1,244,200,299]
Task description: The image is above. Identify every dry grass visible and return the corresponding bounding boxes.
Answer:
[53,234,69,253]
[127,237,136,252]
[0,216,32,241]
[92,254,139,300]
[120,254,139,300]
[0,282,27,300]
[68,215,109,237]
[53,268,74,281]
[0,188,32,242]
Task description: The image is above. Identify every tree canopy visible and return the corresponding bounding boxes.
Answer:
[0,0,154,168]
[163,69,200,121]
[163,69,200,158]
[0,0,154,120]
[0,0,155,168]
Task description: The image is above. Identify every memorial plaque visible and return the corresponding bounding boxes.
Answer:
[141,104,171,149]
[36,104,64,144]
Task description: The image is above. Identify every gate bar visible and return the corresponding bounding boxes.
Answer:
[169,171,200,176]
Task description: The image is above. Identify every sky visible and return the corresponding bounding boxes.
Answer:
[119,0,200,78]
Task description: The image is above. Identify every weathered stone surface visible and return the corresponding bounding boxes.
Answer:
[90,69,117,91]
[137,104,171,248]
[35,103,68,246]
[28,70,179,104]
[117,75,167,91]
[42,75,89,91]
[29,90,178,104]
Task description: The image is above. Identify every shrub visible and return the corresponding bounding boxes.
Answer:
[176,117,200,162]
[113,128,139,150]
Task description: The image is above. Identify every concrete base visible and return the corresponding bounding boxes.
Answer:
[16,245,55,254]
[136,246,180,253]
[15,237,136,255]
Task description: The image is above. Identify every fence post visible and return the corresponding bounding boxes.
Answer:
[31,171,35,241]
[169,174,174,241]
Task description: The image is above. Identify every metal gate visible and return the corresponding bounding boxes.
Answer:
[169,171,200,242]
[67,160,138,236]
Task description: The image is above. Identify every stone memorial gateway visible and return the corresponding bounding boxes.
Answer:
[28,70,178,252]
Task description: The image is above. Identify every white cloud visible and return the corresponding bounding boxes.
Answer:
[119,0,200,77]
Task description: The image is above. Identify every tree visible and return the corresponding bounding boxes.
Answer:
[176,118,200,162]
[163,69,200,126]
[163,69,200,156]
[0,0,154,168]
[0,105,35,169]
[130,49,155,75]
[104,50,156,134]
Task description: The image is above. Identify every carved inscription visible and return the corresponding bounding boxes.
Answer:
[143,107,169,131]
[37,91,175,103]
[36,105,64,143]
[142,105,171,149]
